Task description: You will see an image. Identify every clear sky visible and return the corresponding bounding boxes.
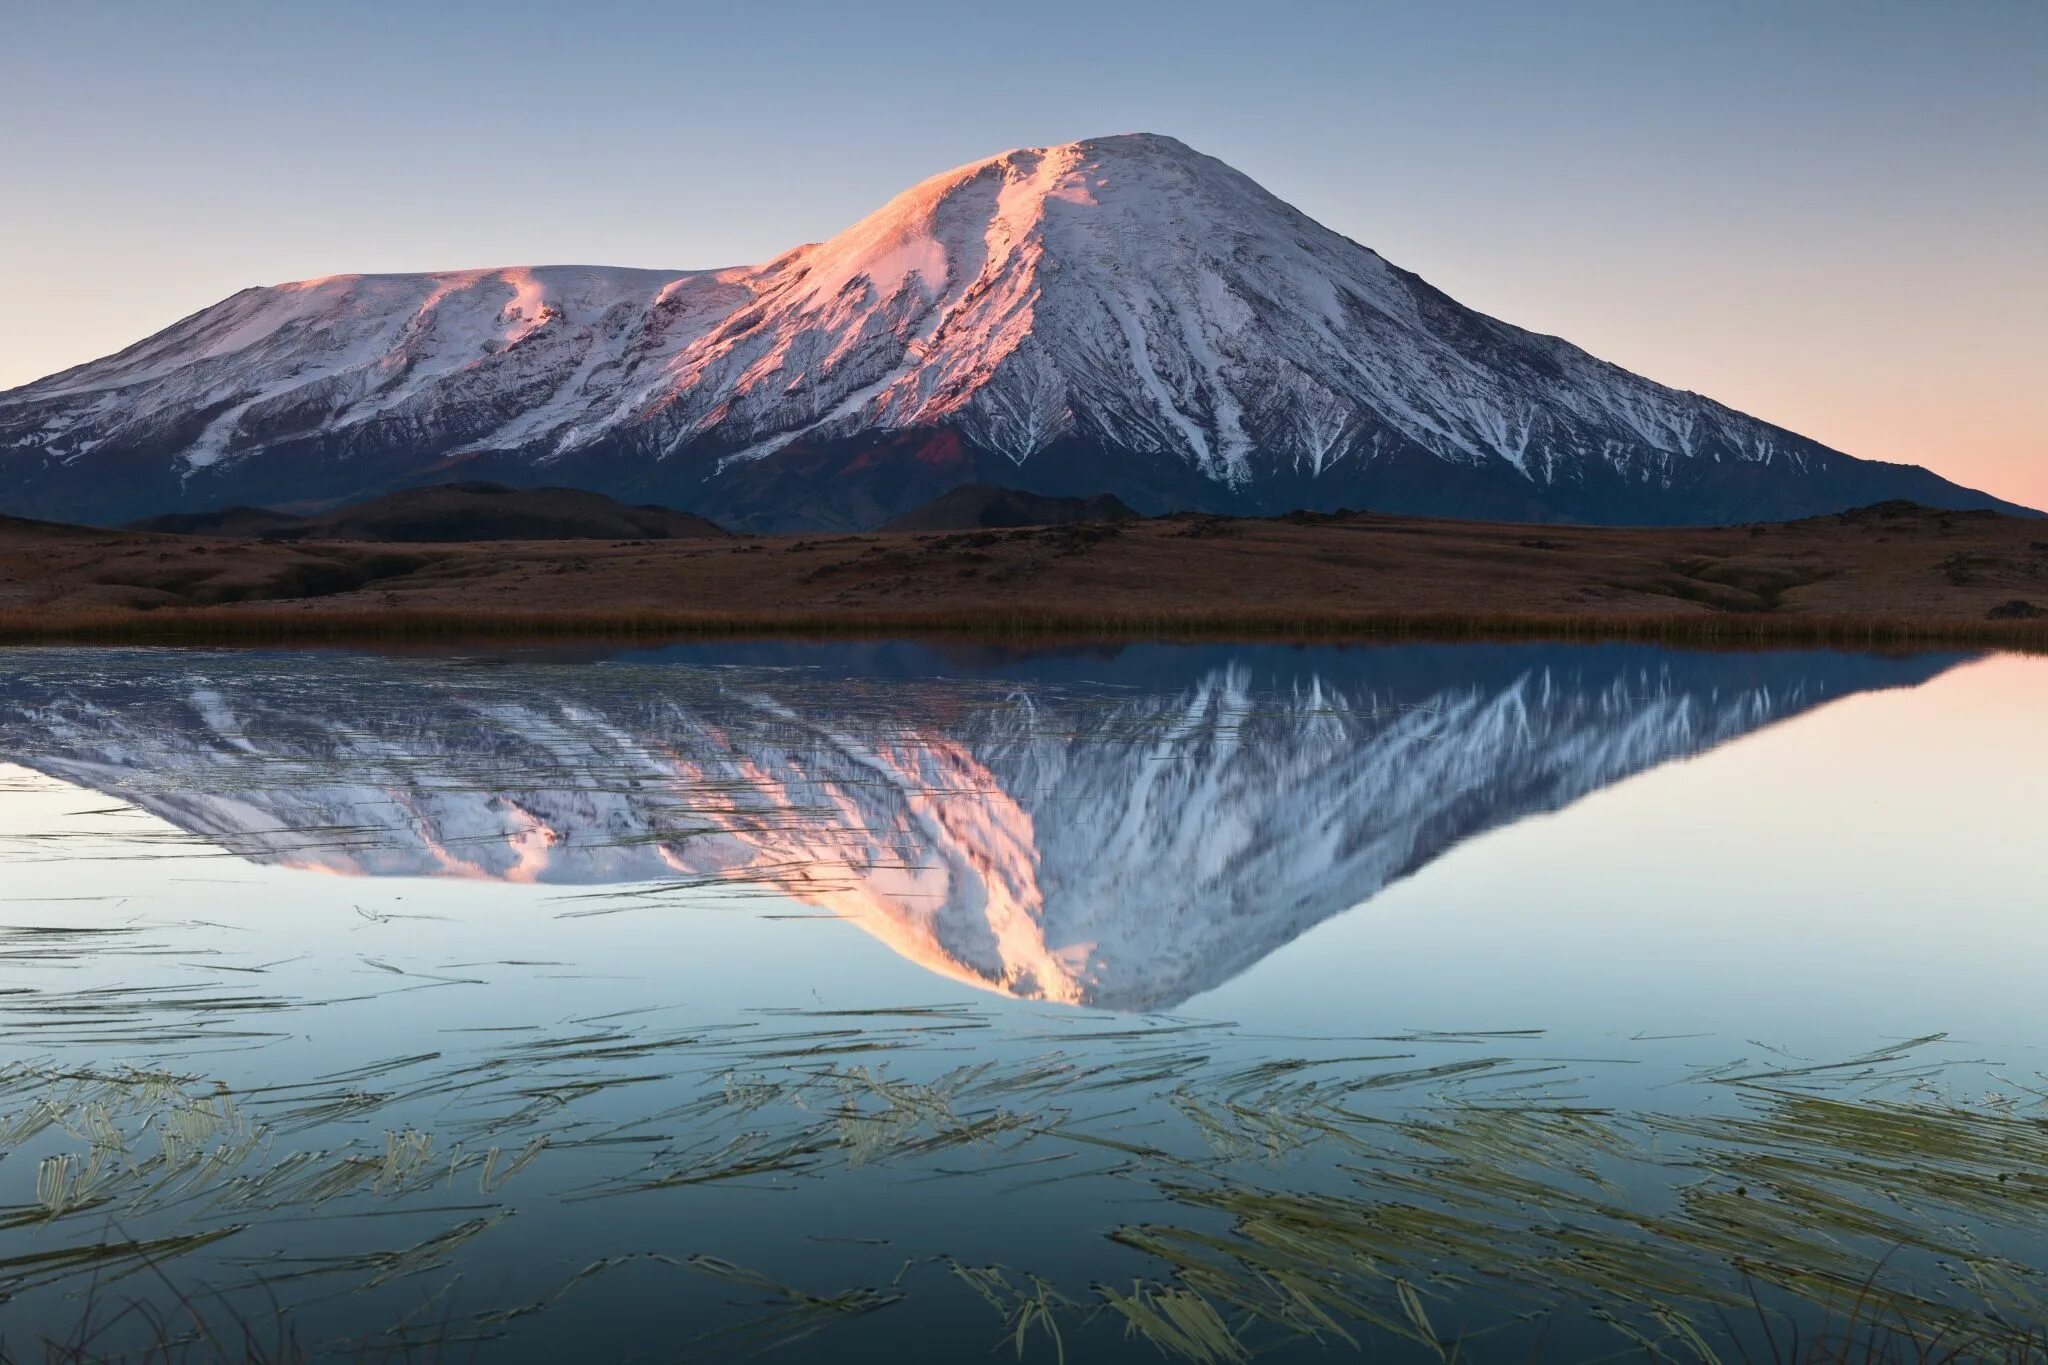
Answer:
[4,0,2042,507]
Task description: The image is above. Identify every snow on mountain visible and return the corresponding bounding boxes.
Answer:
[0,645,1961,1009]
[0,135,2025,529]
[5,264,744,471]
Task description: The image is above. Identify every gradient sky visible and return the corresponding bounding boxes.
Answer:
[4,1,2042,507]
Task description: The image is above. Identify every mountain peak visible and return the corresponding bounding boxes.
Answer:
[0,136,2027,530]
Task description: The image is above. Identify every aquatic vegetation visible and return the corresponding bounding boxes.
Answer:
[682,1254,907,1354]
[1098,1280,1250,1363]
[1,996,2043,1361]
[952,1262,1078,1363]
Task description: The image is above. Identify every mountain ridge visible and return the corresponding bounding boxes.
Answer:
[0,133,2029,530]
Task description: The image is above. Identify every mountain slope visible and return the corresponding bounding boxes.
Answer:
[0,135,2028,530]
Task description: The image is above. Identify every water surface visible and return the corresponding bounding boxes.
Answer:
[1,641,2043,1361]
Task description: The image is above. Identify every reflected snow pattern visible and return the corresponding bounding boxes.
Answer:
[0,641,1962,1010]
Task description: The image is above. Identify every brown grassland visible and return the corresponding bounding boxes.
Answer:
[2,500,2045,649]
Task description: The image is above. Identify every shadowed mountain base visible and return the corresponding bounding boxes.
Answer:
[125,481,728,542]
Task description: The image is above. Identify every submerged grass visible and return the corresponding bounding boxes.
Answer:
[3,1021,2043,1360]
[1097,1280,1251,1363]
[951,1262,1077,1364]
[674,1253,906,1355]
[1,910,2043,1363]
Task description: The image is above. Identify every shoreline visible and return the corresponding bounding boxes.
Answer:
[3,605,2043,651]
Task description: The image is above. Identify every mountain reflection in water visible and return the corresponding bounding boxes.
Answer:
[0,642,1964,1009]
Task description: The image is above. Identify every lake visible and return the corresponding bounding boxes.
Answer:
[1,640,2044,1362]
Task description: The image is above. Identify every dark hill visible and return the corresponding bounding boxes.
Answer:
[129,483,728,542]
[880,485,1139,533]
[128,506,309,537]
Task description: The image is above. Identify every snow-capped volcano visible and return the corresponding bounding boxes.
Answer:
[0,135,2025,529]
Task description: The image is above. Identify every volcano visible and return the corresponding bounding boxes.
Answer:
[0,134,2026,531]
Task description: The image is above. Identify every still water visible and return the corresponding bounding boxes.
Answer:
[0,641,2043,1361]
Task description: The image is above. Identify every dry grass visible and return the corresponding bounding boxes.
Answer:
[5,500,2047,648]
[0,604,2044,650]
